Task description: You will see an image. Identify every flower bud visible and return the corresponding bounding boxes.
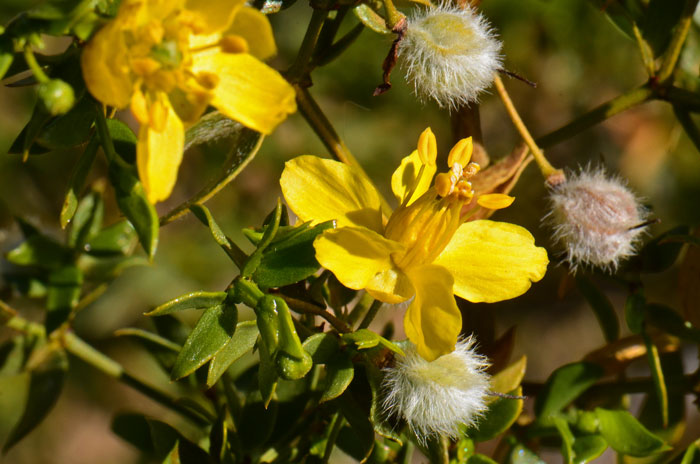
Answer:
[546,167,648,271]
[37,79,75,115]
[398,4,502,109]
[381,337,490,442]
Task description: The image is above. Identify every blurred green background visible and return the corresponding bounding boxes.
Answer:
[1,0,700,462]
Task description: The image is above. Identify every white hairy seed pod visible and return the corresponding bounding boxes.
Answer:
[381,338,490,442]
[546,167,648,272]
[398,4,502,109]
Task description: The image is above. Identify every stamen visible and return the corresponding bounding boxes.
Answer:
[417,127,437,165]
[220,35,249,54]
[447,137,473,167]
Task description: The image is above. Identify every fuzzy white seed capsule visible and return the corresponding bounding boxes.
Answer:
[398,4,502,109]
[546,167,648,272]
[381,338,490,442]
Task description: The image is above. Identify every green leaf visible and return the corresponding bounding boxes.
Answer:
[572,435,607,464]
[302,333,341,364]
[84,220,136,256]
[0,38,13,81]
[38,95,94,149]
[338,392,375,462]
[354,4,391,34]
[535,362,604,423]
[641,328,668,428]
[253,220,335,288]
[67,190,104,250]
[8,102,52,157]
[108,162,159,259]
[634,225,690,273]
[365,363,402,444]
[320,353,354,403]
[576,276,619,342]
[207,320,259,387]
[46,265,82,332]
[553,416,575,464]
[625,291,646,334]
[491,355,527,395]
[105,118,137,164]
[114,328,182,353]
[26,0,88,19]
[681,441,700,464]
[468,454,498,464]
[465,387,523,442]
[3,349,68,452]
[189,204,244,264]
[595,407,669,456]
[342,329,404,355]
[60,136,100,229]
[6,234,71,269]
[258,342,278,409]
[146,291,227,317]
[638,0,687,56]
[171,304,238,380]
[507,439,546,464]
[645,303,700,342]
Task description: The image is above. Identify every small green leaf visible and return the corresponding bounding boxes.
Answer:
[354,4,391,34]
[535,362,604,423]
[338,392,375,461]
[207,320,259,387]
[508,439,546,464]
[146,291,227,316]
[645,303,700,342]
[634,225,690,273]
[681,440,700,464]
[85,220,136,256]
[490,355,527,395]
[3,349,68,452]
[572,435,607,464]
[576,276,619,342]
[342,329,404,355]
[6,234,71,269]
[67,190,104,250]
[625,291,646,334]
[641,328,668,428]
[553,416,575,464]
[61,136,100,228]
[468,454,498,464]
[320,353,354,403]
[105,118,137,164]
[46,265,82,332]
[171,304,238,380]
[253,220,335,288]
[38,95,94,149]
[189,204,245,265]
[466,387,523,442]
[114,328,182,353]
[595,407,669,456]
[109,162,159,259]
[302,333,341,364]
[365,363,402,444]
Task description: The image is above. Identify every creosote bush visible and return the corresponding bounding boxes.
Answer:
[1,0,700,463]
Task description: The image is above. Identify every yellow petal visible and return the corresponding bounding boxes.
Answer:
[403,264,461,361]
[391,150,436,206]
[366,267,414,304]
[434,220,548,303]
[136,96,185,203]
[186,0,244,34]
[191,52,296,134]
[81,19,133,108]
[314,227,408,303]
[477,193,515,210]
[281,155,384,231]
[229,7,277,60]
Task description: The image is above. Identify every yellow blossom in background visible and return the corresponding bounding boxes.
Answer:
[81,0,296,203]
[281,128,548,361]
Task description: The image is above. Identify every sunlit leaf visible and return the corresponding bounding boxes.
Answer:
[595,407,669,456]
[207,320,259,387]
[320,353,354,403]
[535,362,604,423]
[146,291,227,317]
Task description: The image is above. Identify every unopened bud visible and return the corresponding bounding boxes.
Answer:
[38,79,75,115]
[546,167,648,272]
[398,4,502,109]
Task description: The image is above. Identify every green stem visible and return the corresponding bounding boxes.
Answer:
[23,45,49,83]
[63,331,212,425]
[295,85,393,217]
[322,412,345,464]
[657,0,697,83]
[287,8,328,82]
[279,294,351,333]
[664,85,700,110]
[93,103,119,164]
[536,84,655,149]
[347,292,374,328]
[673,105,700,152]
[358,299,383,330]
[632,23,656,77]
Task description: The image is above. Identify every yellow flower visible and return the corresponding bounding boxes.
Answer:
[281,128,548,361]
[82,0,296,203]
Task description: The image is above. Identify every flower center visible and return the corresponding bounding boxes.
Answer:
[384,161,481,269]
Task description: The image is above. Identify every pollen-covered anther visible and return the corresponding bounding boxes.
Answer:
[196,71,219,90]
[417,127,437,165]
[131,57,161,76]
[464,162,480,178]
[455,180,474,201]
